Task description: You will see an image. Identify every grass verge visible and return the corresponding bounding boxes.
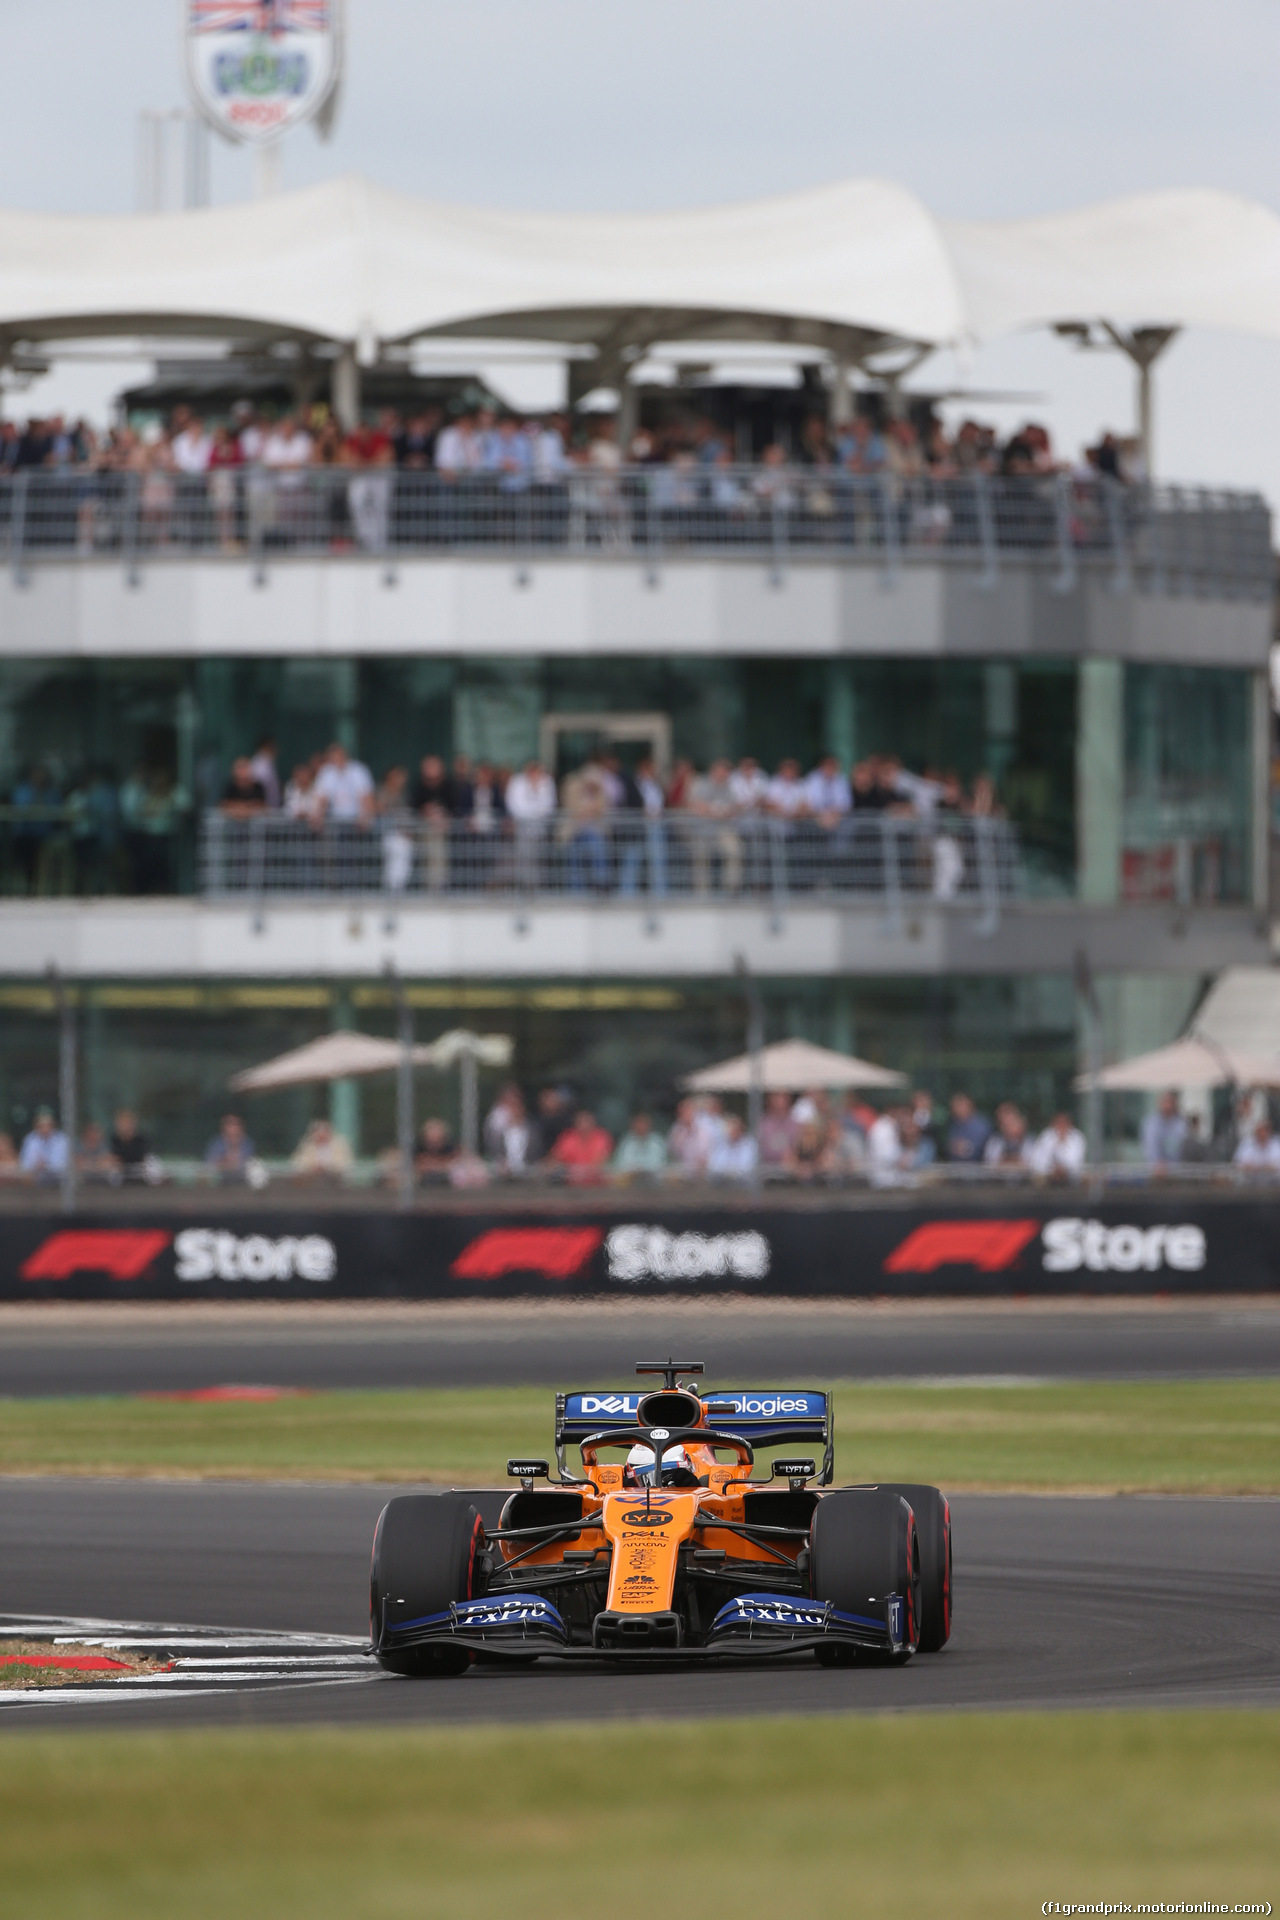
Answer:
[1,1380,1279,1491]
[2,1712,1277,1918]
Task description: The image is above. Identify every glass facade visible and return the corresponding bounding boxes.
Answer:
[0,973,1080,1162]
[0,654,1255,903]
[1122,664,1252,902]
[0,653,1085,895]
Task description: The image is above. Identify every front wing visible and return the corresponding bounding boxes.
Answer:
[376,1590,908,1662]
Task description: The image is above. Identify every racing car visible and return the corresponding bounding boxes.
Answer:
[370,1360,952,1672]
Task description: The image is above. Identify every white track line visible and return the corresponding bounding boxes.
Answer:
[0,1614,381,1707]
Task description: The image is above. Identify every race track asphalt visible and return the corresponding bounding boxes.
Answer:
[3,1296,1280,1397]
[2,1479,1277,1729]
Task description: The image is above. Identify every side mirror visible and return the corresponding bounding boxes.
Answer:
[772,1458,816,1484]
[507,1459,549,1487]
[703,1401,738,1417]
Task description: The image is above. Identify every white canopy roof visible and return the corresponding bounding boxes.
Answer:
[945,190,1280,343]
[2,175,1277,359]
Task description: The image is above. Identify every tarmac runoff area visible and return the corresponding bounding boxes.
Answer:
[3,1294,1280,1396]
[0,1482,1277,1729]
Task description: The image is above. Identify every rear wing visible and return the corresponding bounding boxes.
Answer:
[555,1389,834,1484]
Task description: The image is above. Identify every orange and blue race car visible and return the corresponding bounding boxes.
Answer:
[370,1359,952,1673]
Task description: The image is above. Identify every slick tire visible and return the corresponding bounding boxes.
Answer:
[809,1488,921,1663]
[878,1484,952,1652]
[371,1493,483,1677]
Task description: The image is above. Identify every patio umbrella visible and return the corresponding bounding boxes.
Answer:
[414,1029,515,1156]
[229,1031,410,1092]
[681,1038,906,1093]
[227,1025,514,1206]
[1073,1034,1280,1092]
[229,1027,514,1093]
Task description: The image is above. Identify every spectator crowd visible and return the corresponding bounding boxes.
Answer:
[0,403,1145,488]
[4,1085,1272,1194]
[2,724,1015,902]
[206,736,1010,900]
[0,400,1146,559]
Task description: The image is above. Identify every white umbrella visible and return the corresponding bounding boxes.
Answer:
[682,1038,905,1093]
[229,1027,513,1092]
[229,1031,408,1092]
[417,1029,514,1071]
[1073,1034,1280,1092]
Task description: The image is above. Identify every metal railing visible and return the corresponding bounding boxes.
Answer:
[1,467,1271,598]
[199,807,1021,926]
[0,1156,1270,1205]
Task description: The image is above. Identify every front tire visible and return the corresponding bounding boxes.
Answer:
[878,1484,951,1651]
[809,1488,921,1661]
[371,1493,483,1676]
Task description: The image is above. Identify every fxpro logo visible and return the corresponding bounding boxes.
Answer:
[605,1225,770,1284]
[1042,1218,1206,1274]
[174,1229,337,1284]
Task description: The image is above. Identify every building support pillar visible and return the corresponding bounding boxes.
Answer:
[1250,667,1270,914]
[829,358,854,426]
[329,986,361,1156]
[1076,658,1123,904]
[825,662,856,766]
[617,373,640,454]
[332,347,361,432]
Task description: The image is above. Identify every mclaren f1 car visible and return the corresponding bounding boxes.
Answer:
[370,1360,952,1672]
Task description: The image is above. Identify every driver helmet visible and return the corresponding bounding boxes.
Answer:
[623,1443,690,1487]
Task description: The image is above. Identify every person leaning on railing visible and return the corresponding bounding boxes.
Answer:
[559,759,612,894]
[18,1108,69,1186]
[687,758,743,895]
[1233,1120,1280,1177]
[548,1110,614,1184]
[289,1119,354,1186]
[612,1112,669,1182]
[504,760,557,891]
[983,1101,1031,1169]
[410,753,455,892]
[220,758,268,818]
[1029,1112,1087,1182]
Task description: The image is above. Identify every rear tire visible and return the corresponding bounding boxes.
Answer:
[371,1493,483,1676]
[809,1488,921,1661]
[878,1484,951,1652]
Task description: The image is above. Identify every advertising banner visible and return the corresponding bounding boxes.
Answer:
[1,1197,1277,1300]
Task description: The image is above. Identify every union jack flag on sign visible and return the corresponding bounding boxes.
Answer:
[191,1,330,31]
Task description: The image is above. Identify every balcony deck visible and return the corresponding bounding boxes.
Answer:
[0,470,1270,664]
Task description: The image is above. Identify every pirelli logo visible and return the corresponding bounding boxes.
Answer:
[883,1220,1040,1274]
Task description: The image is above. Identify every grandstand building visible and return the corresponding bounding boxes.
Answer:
[0,178,1275,1163]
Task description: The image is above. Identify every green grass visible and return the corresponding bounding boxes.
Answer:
[2,1712,1277,1918]
[2,1380,1280,1491]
